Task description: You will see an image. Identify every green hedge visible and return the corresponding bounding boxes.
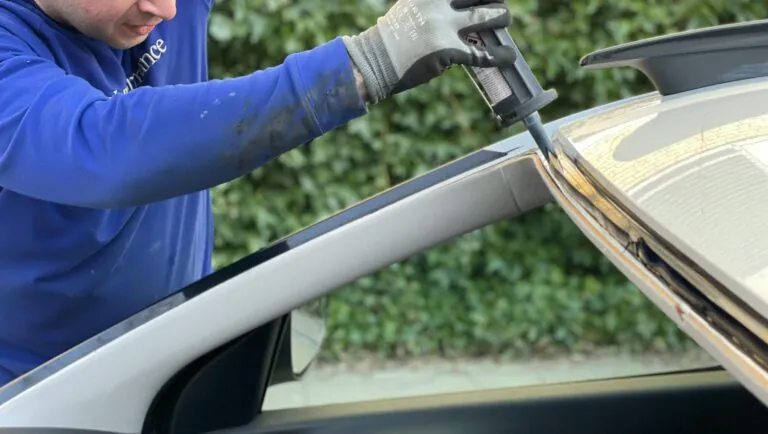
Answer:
[206,0,767,361]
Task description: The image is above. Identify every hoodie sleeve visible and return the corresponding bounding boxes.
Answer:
[0,33,368,208]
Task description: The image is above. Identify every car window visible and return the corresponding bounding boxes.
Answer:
[262,223,720,410]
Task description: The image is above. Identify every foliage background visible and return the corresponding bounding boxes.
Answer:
[205,0,768,361]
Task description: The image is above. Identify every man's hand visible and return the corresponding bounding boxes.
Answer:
[343,0,516,104]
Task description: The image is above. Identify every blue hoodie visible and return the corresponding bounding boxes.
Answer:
[0,0,368,385]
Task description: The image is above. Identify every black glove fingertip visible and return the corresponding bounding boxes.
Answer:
[486,45,517,67]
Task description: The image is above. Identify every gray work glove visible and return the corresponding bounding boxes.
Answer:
[342,0,516,104]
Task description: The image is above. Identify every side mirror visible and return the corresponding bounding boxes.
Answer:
[269,297,328,385]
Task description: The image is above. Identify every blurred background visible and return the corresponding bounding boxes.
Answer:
[205,0,767,409]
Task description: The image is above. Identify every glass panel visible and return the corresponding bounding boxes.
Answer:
[262,222,720,410]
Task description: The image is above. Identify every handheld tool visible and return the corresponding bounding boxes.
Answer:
[464,27,558,158]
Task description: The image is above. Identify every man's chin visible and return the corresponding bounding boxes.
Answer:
[107,34,149,50]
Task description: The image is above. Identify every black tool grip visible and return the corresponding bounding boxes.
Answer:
[474,28,557,127]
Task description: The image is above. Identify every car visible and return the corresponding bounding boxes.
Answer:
[3,17,768,434]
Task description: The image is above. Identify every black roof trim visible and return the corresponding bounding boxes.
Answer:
[580,19,768,96]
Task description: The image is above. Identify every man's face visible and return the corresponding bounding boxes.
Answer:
[34,0,177,49]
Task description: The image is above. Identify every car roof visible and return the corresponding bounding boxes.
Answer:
[555,75,768,333]
[552,16,768,344]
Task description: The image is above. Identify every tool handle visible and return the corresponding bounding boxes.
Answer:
[468,28,558,127]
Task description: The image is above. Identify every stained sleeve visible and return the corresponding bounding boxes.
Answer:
[0,33,368,208]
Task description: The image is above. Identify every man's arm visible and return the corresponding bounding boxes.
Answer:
[0,0,514,210]
[0,34,368,209]
[352,66,369,103]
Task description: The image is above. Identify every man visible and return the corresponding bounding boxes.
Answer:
[0,0,515,386]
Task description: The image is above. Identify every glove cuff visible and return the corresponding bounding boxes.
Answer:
[342,26,398,104]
